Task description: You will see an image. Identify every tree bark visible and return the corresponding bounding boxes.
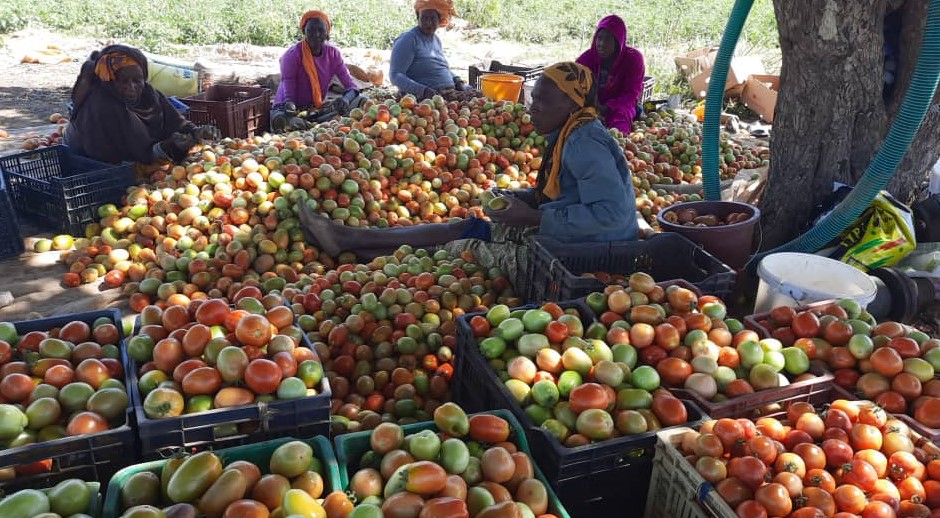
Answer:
[759,0,940,249]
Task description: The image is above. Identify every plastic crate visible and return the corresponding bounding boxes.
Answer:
[183,85,271,139]
[452,300,707,517]
[642,75,655,102]
[670,363,835,420]
[469,60,545,104]
[0,172,24,260]
[128,331,331,457]
[0,146,134,235]
[644,387,933,518]
[333,409,571,518]
[0,309,137,493]
[101,435,339,518]
[526,233,737,303]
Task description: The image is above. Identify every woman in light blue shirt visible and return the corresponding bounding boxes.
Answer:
[390,0,473,99]
[298,62,638,282]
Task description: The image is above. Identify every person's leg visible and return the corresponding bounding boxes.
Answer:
[298,204,476,257]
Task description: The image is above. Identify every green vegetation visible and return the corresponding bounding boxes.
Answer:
[0,0,779,91]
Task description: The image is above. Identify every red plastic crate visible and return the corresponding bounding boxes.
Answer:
[183,85,271,139]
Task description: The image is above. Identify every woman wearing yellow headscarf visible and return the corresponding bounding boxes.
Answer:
[296,62,638,283]
[389,0,476,100]
[272,10,363,130]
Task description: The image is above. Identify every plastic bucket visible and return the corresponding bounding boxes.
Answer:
[753,252,878,313]
[656,201,759,269]
[481,74,524,102]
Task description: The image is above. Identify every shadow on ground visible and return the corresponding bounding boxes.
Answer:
[0,86,71,130]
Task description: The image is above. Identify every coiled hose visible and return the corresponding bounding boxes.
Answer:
[699,0,940,272]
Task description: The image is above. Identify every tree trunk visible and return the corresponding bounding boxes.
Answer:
[759,0,940,249]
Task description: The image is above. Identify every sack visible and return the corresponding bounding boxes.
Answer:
[826,191,916,271]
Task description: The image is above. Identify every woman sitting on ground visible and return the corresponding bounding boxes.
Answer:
[272,10,364,131]
[65,44,216,166]
[576,14,646,133]
[390,0,476,101]
[299,62,639,279]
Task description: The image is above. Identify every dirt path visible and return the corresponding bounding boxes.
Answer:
[0,26,578,131]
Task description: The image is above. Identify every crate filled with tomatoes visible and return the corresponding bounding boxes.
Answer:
[334,404,571,518]
[745,299,940,441]
[646,391,940,518]
[104,435,340,518]
[454,276,711,516]
[0,309,137,492]
[125,295,331,455]
[278,245,520,436]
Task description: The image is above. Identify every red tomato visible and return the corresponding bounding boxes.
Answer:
[244,359,282,395]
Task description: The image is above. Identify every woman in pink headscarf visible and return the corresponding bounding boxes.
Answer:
[576,15,645,133]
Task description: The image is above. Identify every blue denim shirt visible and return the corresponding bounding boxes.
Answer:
[390,28,458,95]
[537,119,638,242]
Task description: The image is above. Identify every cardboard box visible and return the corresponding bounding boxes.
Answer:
[688,57,767,99]
[741,74,780,123]
[674,47,719,78]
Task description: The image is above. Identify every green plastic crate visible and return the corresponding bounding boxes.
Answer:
[333,409,571,518]
[101,436,338,518]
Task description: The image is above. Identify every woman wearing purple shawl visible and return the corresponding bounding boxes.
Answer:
[576,15,646,133]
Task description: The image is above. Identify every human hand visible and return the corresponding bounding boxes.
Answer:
[488,197,542,227]
[330,98,348,115]
[421,87,437,100]
[170,132,196,152]
[193,125,220,142]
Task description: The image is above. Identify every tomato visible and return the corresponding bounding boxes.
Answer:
[874,391,907,413]
[214,387,254,408]
[92,323,120,345]
[833,484,867,514]
[888,336,921,359]
[870,346,904,377]
[795,413,826,441]
[898,476,926,502]
[793,443,826,471]
[66,411,109,435]
[651,395,687,427]
[236,314,273,348]
[840,458,878,492]
[828,347,857,369]
[143,387,185,418]
[728,456,767,491]
[774,471,803,498]
[181,367,223,396]
[887,451,925,481]
[769,306,797,327]
[568,383,609,414]
[754,482,791,517]
[244,359,281,395]
[775,452,806,478]
[914,396,940,428]
[469,414,511,443]
[804,468,836,493]
[0,373,34,402]
[161,305,190,332]
[323,491,355,518]
[823,321,854,347]
[790,311,820,338]
[59,320,91,344]
[715,478,752,508]
[735,500,768,518]
[747,436,778,465]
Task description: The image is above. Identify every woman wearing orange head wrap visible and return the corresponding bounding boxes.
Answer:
[296,62,638,286]
[65,44,218,166]
[272,10,363,130]
[389,0,474,100]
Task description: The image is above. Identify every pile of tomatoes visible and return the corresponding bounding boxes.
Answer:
[0,316,129,469]
[468,301,691,447]
[754,302,940,431]
[678,398,940,517]
[341,402,562,518]
[128,295,326,423]
[281,245,516,434]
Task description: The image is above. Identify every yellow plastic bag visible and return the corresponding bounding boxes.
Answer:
[831,191,916,271]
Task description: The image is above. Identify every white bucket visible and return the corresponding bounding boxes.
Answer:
[754,252,878,313]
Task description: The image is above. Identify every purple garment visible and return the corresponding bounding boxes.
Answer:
[273,42,357,107]
[576,15,645,133]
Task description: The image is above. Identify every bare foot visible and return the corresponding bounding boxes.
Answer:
[298,204,344,257]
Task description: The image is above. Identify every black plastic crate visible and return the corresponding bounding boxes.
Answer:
[0,309,137,492]
[128,331,331,458]
[469,60,545,104]
[0,173,24,260]
[525,233,737,303]
[452,300,707,517]
[0,146,134,235]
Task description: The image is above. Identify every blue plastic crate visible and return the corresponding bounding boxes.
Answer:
[0,309,137,492]
[128,329,332,458]
[0,145,134,235]
[0,173,24,260]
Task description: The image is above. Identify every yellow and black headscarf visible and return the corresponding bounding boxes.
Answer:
[539,62,599,201]
[94,51,142,82]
